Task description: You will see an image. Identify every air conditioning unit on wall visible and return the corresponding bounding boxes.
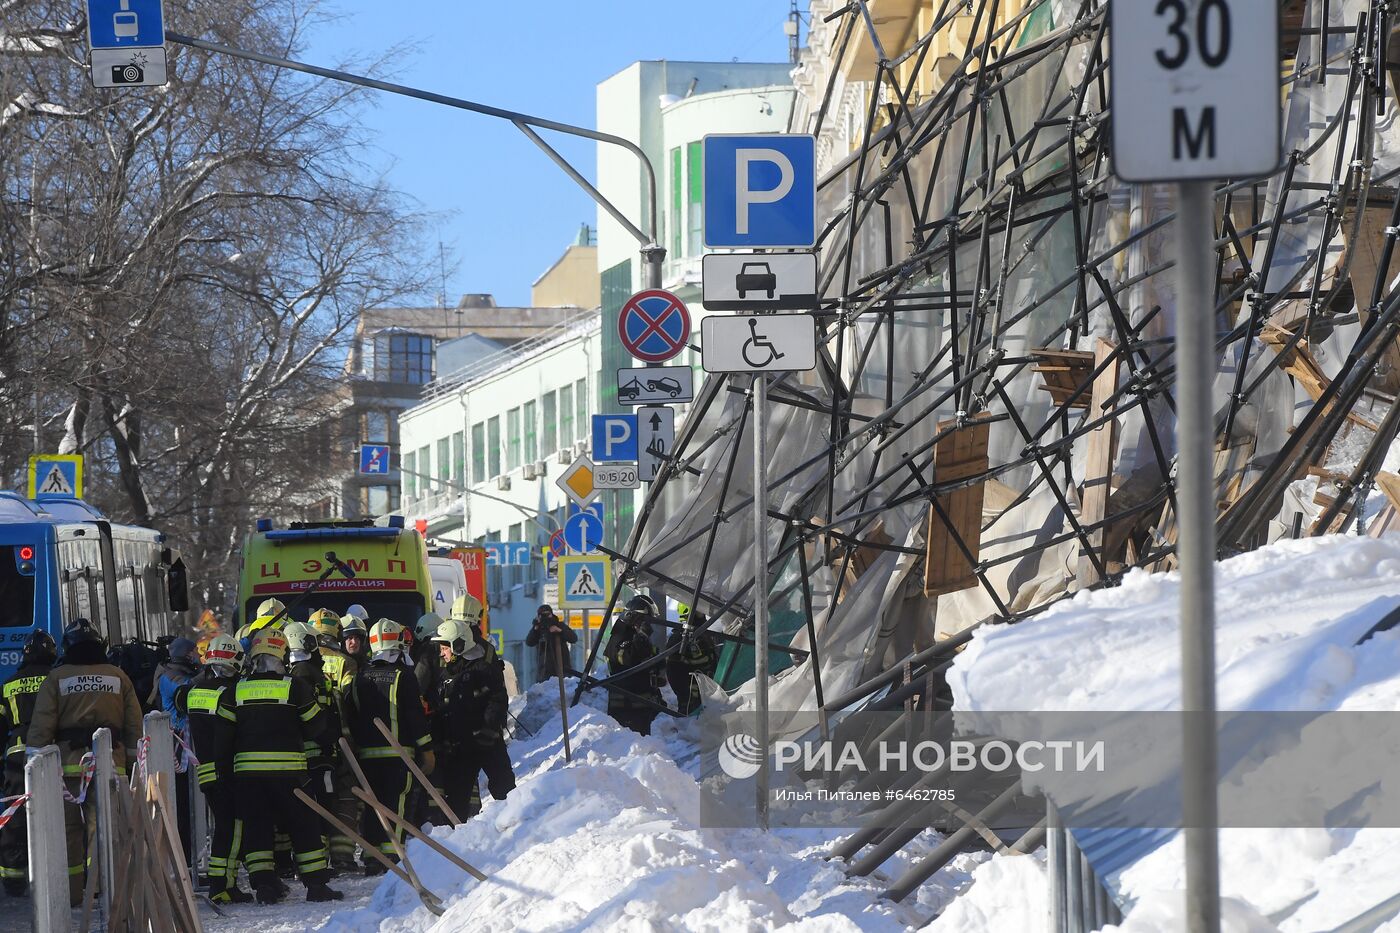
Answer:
[533,459,547,476]
[522,463,539,481]
[557,448,572,465]
[574,440,588,456]
[495,474,511,491]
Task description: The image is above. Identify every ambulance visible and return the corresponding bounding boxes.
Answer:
[236,516,433,627]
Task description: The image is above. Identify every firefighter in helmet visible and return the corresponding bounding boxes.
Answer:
[175,634,250,903]
[605,595,665,735]
[27,620,143,905]
[220,629,341,904]
[341,620,433,872]
[0,630,57,895]
[431,618,515,820]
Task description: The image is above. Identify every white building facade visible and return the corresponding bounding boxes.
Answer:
[396,316,602,681]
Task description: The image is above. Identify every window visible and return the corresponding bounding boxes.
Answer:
[403,451,416,497]
[507,407,521,471]
[487,416,501,477]
[670,146,683,258]
[559,384,574,444]
[366,485,399,515]
[437,437,450,486]
[417,446,431,490]
[472,422,486,484]
[374,332,435,384]
[524,400,537,464]
[686,141,703,256]
[542,392,557,456]
[452,431,465,487]
[575,378,588,436]
[364,410,388,443]
[1,546,37,628]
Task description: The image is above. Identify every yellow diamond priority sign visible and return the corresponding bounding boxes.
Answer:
[557,454,599,507]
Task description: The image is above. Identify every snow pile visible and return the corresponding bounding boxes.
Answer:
[946,534,1400,931]
[316,679,962,932]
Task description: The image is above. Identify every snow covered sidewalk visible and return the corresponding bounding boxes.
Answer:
[248,683,979,932]
[939,534,1400,932]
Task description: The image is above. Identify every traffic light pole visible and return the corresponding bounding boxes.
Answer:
[164,32,667,289]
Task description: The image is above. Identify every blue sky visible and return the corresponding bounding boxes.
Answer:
[305,2,798,307]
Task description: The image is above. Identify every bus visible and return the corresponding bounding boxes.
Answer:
[236,515,434,629]
[0,492,183,679]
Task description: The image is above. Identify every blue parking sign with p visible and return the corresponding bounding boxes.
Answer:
[592,414,638,462]
[703,134,816,249]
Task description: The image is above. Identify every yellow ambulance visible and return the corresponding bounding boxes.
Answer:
[236,516,433,627]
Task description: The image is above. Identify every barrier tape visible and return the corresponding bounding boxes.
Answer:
[62,752,95,805]
[172,727,198,773]
[0,794,29,830]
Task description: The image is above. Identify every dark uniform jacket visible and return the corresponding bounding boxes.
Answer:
[218,671,327,777]
[434,647,508,757]
[175,669,238,785]
[605,620,663,713]
[0,662,53,764]
[665,630,719,714]
[343,659,432,762]
[289,655,337,772]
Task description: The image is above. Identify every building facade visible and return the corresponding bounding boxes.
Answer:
[395,315,603,680]
[330,296,589,521]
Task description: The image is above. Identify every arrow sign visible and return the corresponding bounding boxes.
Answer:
[636,406,675,483]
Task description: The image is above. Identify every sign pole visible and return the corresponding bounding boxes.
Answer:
[753,373,770,829]
[1175,179,1220,933]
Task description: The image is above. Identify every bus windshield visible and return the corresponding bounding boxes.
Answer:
[244,592,426,629]
[0,552,36,628]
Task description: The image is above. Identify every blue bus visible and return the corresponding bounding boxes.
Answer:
[0,492,184,679]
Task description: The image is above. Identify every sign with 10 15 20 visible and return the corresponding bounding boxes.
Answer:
[593,462,639,489]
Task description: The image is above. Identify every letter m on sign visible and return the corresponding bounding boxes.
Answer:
[1172,106,1217,161]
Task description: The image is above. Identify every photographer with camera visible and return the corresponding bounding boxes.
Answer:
[524,605,576,685]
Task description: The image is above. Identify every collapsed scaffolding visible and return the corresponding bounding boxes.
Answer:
[574,0,1400,917]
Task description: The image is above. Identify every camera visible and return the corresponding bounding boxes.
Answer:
[110,63,144,85]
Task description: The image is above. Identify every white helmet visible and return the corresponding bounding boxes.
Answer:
[344,604,369,623]
[415,611,444,641]
[283,620,318,655]
[368,619,407,654]
[432,619,475,656]
[203,634,241,669]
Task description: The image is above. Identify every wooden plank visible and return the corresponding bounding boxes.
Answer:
[1077,339,1121,587]
[1341,198,1400,393]
[924,416,993,597]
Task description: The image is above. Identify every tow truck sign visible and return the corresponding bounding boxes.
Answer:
[616,366,693,406]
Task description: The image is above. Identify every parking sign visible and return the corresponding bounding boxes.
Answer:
[703,135,816,249]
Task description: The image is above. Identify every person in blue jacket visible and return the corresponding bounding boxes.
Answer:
[150,636,200,858]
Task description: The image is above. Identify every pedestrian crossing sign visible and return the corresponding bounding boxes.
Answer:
[558,556,611,608]
[27,454,83,500]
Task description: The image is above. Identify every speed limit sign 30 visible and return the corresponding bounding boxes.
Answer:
[1110,0,1280,182]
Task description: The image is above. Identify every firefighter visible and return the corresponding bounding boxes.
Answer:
[411,611,444,709]
[666,607,720,715]
[341,614,370,670]
[307,610,359,871]
[27,619,143,905]
[285,621,337,853]
[341,620,433,873]
[221,629,342,904]
[0,630,57,895]
[431,618,514,821]
[310,610,356,695]
[605,595,665,736]
[249,598,287,632]
[174,634,250,904]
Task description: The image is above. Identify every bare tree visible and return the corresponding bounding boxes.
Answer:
[0,0,430,614]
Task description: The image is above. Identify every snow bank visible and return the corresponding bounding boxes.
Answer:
[317,680,949,932]
[947,534,1400,931]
